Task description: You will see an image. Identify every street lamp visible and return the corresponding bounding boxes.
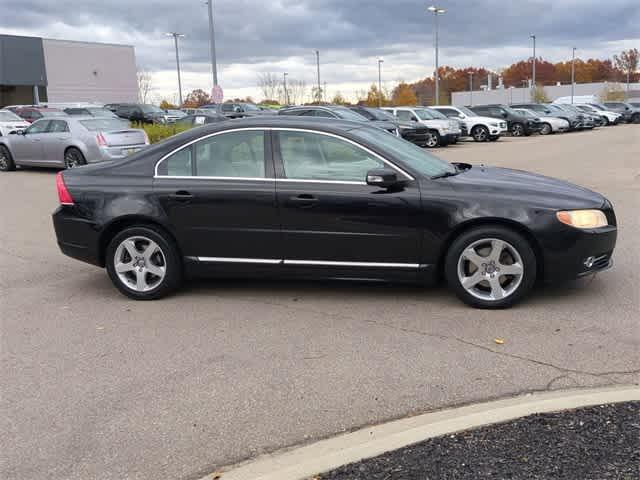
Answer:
[377,59,384,107]
[315,50,321,103]
[165,32,185,106]
[530,34,536,100]
[205,0,218,87]
[468,71,474,106]
[283,72,289,105]
[428,5,446,105]
[571,47,576,104]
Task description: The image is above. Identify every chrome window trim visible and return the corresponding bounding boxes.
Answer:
[192,257,419,269]
[153,127,415,181]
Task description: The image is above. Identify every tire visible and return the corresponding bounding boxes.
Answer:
[105,226,183,300]
[472,125,489,142]
[444,225,537,309]
[511,123,525,137]
[0,144,16,171]
[64,147,87,169]
[601,116,609,126]
[425,130,441,148]
[539,123,552,135]
[632,114,640,124]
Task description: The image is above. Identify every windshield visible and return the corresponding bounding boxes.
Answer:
[457,106,476,116]
[40,110,67,117]
[363,108,396,121]
[351,127,456,178]
[590,104,605,111]
[414,108,437,120]
[140,105,164,114]
[87,108,117,117]
[80,119,130,131]
[427,108,447,119]
[334,107,369,121]
[0,111,23,122]
[514,109,535,118]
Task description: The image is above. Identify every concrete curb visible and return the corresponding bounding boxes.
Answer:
[204,385,640,480]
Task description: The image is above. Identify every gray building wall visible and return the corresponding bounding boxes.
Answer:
[42,38,137,103]
[452,82,640,106]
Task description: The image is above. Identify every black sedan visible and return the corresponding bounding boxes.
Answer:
[349,106,438,147]
[52,117,617,308]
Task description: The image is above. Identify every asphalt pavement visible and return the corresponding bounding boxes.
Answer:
[1,125,638,480]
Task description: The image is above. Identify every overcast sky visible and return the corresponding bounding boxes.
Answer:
[2,0,639,102]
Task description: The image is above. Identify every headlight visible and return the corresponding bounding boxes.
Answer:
[556,210,608,229]
[489,122,499,127]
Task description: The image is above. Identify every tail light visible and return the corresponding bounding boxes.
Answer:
[96,132,108,147]
[56,172,74,205]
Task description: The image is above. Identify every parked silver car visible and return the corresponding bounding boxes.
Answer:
[0,116,149,171]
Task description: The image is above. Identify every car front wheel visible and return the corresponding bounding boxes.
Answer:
[105,226,182,300]
[540,123,552,135]
[511,123,525,137]
[425,130,441,148]
[445,226,537,308]
[472,125,489,142]
[0,145,16,171]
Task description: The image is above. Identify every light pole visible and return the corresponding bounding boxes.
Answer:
[205,0,218,87]
[428,5,446,105]
[315,50,321,103]
[570,47,576,104]
[166,32,185,106]
[283,72,289,105]
[468,71,474,106]
[530,34,536,101]
[377,59,384,107]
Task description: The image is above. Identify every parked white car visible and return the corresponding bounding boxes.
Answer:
[382,107,460,147]
[430,105,508,142]
[0,109,30,136]
[574,104,621,126]
[512,108,569,134]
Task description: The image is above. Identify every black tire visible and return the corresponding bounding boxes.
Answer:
[632,114,640,124]
[105,225,183,300]
[444,225,537,309]
[539,123,552,135]
[472,125,489,142]
[0,144,16,171]
[488,135,500,142]
[425,130,441,148]
[64,147,87,169]
[601,116,609,126]
[511,123,525,137]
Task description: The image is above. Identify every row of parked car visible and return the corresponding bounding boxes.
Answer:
[0,98,638,172]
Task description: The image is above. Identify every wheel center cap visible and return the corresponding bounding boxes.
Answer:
[486,264,496,274]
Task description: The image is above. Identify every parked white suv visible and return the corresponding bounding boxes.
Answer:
[430,105,508,142]
[0,109,30,136]
[382,107,460,147]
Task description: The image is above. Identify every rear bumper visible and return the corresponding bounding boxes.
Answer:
[98,144,146,161]
[52,206,102,267]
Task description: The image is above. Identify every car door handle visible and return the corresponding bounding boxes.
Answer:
[289,194,318,208]
[169,191,194,202]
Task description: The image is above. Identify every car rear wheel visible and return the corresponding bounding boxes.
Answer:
[0,145,16,171]
[632,114,640,124]
[511,123,525,137]
[106,226,183,300]
[472,125,489,142]
[539,123,552,135]
[64,148,87,169]
[445,226,537,309]
[425,130,441,148]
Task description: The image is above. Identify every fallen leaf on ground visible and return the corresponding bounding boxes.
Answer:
[494,338,505,345]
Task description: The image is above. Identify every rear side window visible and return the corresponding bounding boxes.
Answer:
[195,130,265,178]
[164,148,193,176]
[437,108,458,117]
[221,104,235,112]
[312,110,335,118]
[25,120,50,133]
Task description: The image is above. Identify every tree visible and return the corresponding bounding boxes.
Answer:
[331,91,350,105]
[601,84,626,101]
[257,73,280,102]
[137,67,153,103]
[310,85,325,104]
[287,80,307,105]
[391,82,417,105]
[364,84,389,107]
[183,89,211,107]
[613,48,639,83]
[159,100,177,110]
[532,85,550,103]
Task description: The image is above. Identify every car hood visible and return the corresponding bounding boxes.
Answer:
[0,121,30,129]
[446,165,605,209]
[470,115,504,124]
[368,120,398,130]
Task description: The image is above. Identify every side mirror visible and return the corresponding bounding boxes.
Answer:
[366,168,399,188]
[11,130,25,135]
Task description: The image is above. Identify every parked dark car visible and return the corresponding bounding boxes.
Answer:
[349,106,436,147]
[279,105,399,136]
[602,102,640,123]
[202,102,271,119]
[511,103,581,131]
[175,112,228,127]
[468,104,541,136]
[115,104,167,124]
[103,103,122,113]
[551,104,597,128]
[15,107,68,123]
[52,117,617,309]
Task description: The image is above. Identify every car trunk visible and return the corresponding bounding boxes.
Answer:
[102,129,147,147]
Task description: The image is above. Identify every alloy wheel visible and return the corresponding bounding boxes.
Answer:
[0,154,7,170]
[113,236,167,292]
[473,126,488,142]
[540,123,552,135]
[511,124,524,137]
[64,150,83,169]
[425,132,439,148]
[457,238,524,301]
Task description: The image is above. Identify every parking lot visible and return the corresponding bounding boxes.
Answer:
[1,125,638,480]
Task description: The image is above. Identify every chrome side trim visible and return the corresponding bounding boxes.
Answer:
[283,260,420,268]
[153,127,415,181]
[196,257,282,264]
[155,175,273,182]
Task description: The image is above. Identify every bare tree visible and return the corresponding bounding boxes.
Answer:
[287,79,307,105]
[137,67,153,104]
[257,72,281,102]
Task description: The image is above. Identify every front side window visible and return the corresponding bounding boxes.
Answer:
[278,131,384,182]
[222,104,235,112]
[25,120,50,134]
[312,110,335,118]
[396,110,415,121]
[437,108,458,117]
[47,120,70,133]
[194,130,265,178]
